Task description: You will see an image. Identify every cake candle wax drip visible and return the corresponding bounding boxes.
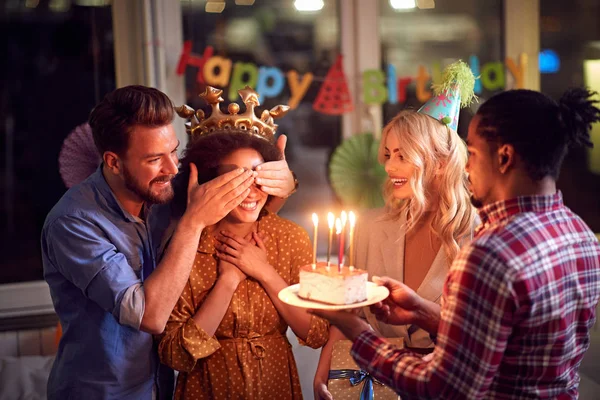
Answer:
[326,212,334,268]
[335,218,343,273]
[311,213,318,269]
[348,211,356,269]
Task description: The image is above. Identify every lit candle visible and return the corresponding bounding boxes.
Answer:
[349,211,356,268]
[340,211,347,270]
[336,217,343,273]
[311,213,318,268]
[327,212,334,267]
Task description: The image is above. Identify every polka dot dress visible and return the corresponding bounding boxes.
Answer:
[158,211,329,399]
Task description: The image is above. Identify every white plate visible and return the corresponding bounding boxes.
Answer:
[278,282,390,310]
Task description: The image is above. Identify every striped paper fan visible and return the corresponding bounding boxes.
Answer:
[58,122,101,188]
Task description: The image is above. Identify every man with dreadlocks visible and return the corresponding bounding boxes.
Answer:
[314,87,600,399]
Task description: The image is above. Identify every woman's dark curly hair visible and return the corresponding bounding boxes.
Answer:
[172,129,282,216]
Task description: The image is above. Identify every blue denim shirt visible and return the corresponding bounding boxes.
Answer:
[42,167,173,399]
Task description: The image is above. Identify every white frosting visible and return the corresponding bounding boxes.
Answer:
[298,269,367,305]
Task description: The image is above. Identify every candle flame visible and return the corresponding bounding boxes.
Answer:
[335,218,342,234]
[327,212,335,229]
[341,210,347,227]
[349,211,356,227]
[312,213,319,226]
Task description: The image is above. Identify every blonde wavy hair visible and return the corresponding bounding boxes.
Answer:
[379,110,476,262]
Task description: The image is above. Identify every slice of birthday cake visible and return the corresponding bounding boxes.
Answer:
[298,262,368,305]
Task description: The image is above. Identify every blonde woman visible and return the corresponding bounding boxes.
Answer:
[314,109,477,399]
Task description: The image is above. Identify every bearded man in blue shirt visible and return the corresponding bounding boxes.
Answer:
[41,85,296,399]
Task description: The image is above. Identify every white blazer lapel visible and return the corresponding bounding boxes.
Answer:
[367,212,411,339]
[378,212,406,281]
[415,247,449,304]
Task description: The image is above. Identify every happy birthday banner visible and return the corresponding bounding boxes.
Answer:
[177,41,529,115]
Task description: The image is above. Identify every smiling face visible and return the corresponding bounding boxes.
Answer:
[217,148,268,224]
[383,130,416,200]
[120,124,180,204]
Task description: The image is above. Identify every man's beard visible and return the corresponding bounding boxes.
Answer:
[467,176,484,208]
[123,166,175,205]
[470,195,484,209]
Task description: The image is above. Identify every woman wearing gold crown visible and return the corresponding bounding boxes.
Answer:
[158,87,328,399]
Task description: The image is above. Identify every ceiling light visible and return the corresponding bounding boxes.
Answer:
[235,0,255,5]
[416,0,435,9]
[75,0,108,6]
[49,0,70,11]
[294,0,324,12]
[390,0,416,11]
[206,1,225,13]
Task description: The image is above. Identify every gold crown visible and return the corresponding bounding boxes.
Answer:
[175,86,290,142]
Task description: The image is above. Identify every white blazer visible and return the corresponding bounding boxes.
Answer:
[354,208,452,348]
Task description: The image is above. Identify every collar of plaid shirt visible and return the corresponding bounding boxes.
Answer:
[475,191,563,235]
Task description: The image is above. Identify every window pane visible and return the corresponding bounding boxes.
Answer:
[540,0,600,232]
[379,0,503,137]
[0,3,115,284]
[180,0,341,233]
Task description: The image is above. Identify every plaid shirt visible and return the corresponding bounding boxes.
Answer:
[351,192,600,399]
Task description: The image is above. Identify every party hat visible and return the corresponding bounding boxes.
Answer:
[417,60,477,131]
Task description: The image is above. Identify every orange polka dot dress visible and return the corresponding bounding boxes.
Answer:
[159,211,329,399]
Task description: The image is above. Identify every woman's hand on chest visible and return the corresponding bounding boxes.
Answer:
[214,231,276,283]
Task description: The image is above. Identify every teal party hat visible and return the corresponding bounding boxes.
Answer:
[417,60,477,131]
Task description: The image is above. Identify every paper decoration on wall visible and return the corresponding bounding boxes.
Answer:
[312,55,354,115]
[228,62,259,101]
[539,49,560,73]
[386,64,397,104]
[480,62,506,91]
[59,123,101,188]
[506,53,527,89]
[415,65,432,102]
[363,70,387,105]
[256,66,285,103]
[286,70,313,109]
[177,42,214,84]
[583,60,600,175]
[329,133,386,209]
[469,55,482,93]
[176,42,555,114]
[203,55,232,87]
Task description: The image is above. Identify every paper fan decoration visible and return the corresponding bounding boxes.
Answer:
[329,133,387,209]
[59,122,101,188]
